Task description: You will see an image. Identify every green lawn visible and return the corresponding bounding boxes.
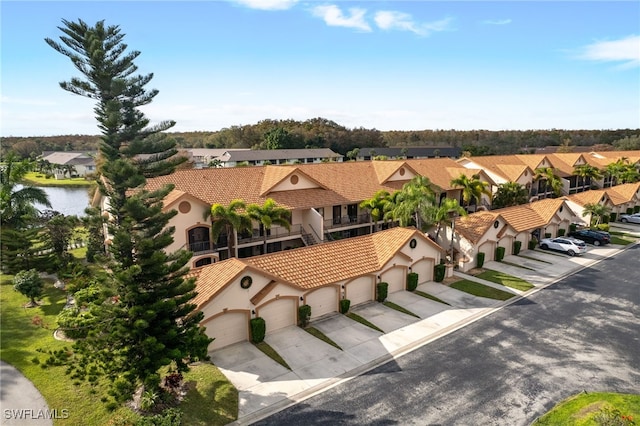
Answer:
[23,172,95,187]
[346,312,384,333]
[533,392,640,425]
[0,274,238,425]
[253,341,291,370]
[412,290,451,305]
[449,280,516,301]
[304,327,342,350]
[475,270,535,292]
[610,235,635,245]
[383,301,420,318]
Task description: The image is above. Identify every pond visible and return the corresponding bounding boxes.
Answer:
[35,186,92,217]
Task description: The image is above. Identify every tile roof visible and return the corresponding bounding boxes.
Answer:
[487,198,567,233]
[546,153,586,176]
[221,148,341,161]
[405,158,484,190]
[605,182,640,204]
[564,190,608,207]
[454,211,500,244]
[189,227,444,308]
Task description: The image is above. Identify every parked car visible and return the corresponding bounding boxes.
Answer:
[619,213,640,224]
[568,229,610,246]
[539,237,587,256]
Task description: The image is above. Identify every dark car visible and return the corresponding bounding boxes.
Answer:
[568,229,610,246]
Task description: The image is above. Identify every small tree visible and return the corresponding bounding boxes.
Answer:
[13,269,44,307]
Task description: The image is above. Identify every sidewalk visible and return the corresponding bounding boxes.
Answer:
[214,242,636,425]
[0,361,52,426]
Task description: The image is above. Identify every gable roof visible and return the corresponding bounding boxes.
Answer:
[454,210,501,244]
[563,189,608,207]
[546,153,588,176]
[606,182,640,206]
[220,148,341,162]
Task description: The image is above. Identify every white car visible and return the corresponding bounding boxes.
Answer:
[619,213,640,224]
[539,237,587,256]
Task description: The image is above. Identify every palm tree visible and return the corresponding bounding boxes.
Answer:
[491,182,529,209]
[533,167,563,198]
[385,176,436,231]
[247,198,291,254]
[431,198,467,243]
[450,173,491,210]
[0,153,51,228]
[620,164,640,184]
[582,203,611,227]
[604,158,628,187]
[360,190,392,233]
[209,199,252,259]
[573,164,602,192]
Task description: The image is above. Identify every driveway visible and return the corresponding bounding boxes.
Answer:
[0,361,52,425]
[256,244,640,425]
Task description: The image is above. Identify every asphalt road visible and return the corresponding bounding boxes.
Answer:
[255,245,640,426]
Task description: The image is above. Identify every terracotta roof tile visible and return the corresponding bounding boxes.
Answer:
[454,211,500,243]
[606,182,640,204]
[190,258,250,309]
[564,190,607,207]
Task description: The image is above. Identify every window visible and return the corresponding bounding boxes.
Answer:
[194,257,213,268]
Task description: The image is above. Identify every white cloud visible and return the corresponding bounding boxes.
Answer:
[481,18,512,25]
[578,35,640,68]
[311,5,371,32]
[229,0,297,11]
[374,11,453,36]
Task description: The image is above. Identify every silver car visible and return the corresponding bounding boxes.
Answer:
[619,213,640,224]
[539,237,587,256]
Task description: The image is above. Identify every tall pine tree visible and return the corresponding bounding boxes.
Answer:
[46,19,211,400]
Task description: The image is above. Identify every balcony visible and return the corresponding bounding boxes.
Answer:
[237,224,304,245]
[324,213,371,230]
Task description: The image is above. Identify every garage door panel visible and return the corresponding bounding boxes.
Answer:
[204,311,248,351]
[259,299,297,334]
[478,242,494,261]
[381,267,405,293]
[346,277,373,306]
[411,259,434,284]
[307,287,338,319]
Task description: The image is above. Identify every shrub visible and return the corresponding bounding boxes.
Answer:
[376,282,388,302]
[13,269,44,305]
[513,241,522,255]
[434,264,446,282]
[557,228,566,237]
[339,299,350,314]
[495,246,506,262]
[602,215,610,224]
[592,407,635,426]
[609,213,617,223]
[57,307,98,339]
[476,252,485,268]
[569,223,577,232]
[634,206,639,213]
[406,272,419,291]
[250,317,266,342]
[135,408,183,426]
[298,305,311,328]
[595,223,610,232]
[544,232,551,238]
[528,238,538,250]
[627,207,633,215]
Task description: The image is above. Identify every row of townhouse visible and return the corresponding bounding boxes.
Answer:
[94,150,640,351]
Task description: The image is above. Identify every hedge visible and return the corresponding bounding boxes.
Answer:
[339,299,351,314]
[528,238,538,250]
[495,246,506,262]
[250,317,266,343]
[513,241,522,255]
[298,304,311,327]
[634,206,640,213]
[406,272,419,291]
[595,223,610,232]
[544,232,552,238]
[476,252,485,268]
[376,282,388,302]
[434,264,446,282]
[609,213,617,223]
[627,207,633,215]
[557,228,566,237]
[569,223,577,232]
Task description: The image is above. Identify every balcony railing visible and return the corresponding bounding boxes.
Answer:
[324,213,371,230]
[237,224,303,245]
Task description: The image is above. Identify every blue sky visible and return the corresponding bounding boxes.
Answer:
[1,1,639,137]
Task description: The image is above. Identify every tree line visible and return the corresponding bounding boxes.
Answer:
[3,125,639,160]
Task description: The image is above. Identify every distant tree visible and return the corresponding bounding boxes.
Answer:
[604,159,629,186]
[491,182,529,209]
[209,200,252,259]
[13,269,44,307]
[247,199,291,254]
[346,147,360,161]
[613,135,640,150]
[573,164,602,192]
[556,138,574,153]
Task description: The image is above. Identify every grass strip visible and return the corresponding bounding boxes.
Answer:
[23,172,94,187]
[610,236,635,245]
[253,342,291,370]
[517,254,553,264]
[497,260,536,271]
[533,392,640,425]
[180,363,238,426]
[449,280,515,301]
[346,312,384,333]
[412,290,450,305]
[304,327,342,350]
[475,270,535,291]
[382,301,420,318]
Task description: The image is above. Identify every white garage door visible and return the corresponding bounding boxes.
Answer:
[346,277,374,306]
[203,311,249,351]
[306,286,338,319]
[411,259,434,284]
[258,298,297,334]
[381,267,405,294]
